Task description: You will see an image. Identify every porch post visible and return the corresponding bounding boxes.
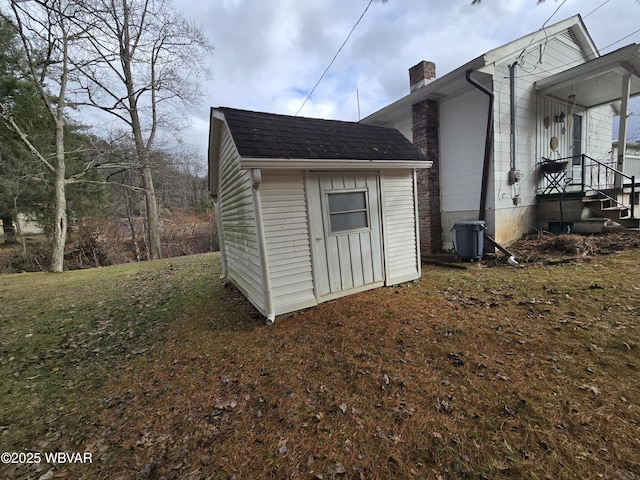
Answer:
[616,73,631,188]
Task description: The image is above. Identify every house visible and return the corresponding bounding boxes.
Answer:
[362,14,640,251]
[613,140,640,182]
[208,107,431,323]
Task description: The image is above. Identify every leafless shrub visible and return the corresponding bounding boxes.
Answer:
[160,212,217,258]
[63,213,217,270]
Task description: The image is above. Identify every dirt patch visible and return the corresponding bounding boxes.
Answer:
[507,231,640,262]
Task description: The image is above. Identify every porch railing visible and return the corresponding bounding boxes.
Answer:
[580,154,636,219]
[538,154,636,218]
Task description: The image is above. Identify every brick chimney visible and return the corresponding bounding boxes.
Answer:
[409,60,436,93]
[409,60,441,253]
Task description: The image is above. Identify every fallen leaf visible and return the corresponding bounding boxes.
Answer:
[578,384,601,395]
[436,398,452,415]
[328,461,346,475]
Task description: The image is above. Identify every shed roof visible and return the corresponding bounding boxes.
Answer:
[216,107,427,161]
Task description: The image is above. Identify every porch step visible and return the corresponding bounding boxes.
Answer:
[582,193,640,229]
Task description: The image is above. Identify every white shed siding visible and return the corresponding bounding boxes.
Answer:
[381,171,420,284]
[260,171,317,315]
[217,125,264,311]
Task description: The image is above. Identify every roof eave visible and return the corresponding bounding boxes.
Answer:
[240,157,433,170]
[362,55,487,125]
[535,43,640,107]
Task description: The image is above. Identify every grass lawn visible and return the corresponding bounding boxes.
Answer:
[0,249,638,479]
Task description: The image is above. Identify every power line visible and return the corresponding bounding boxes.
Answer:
[295,0,374,116]
[541,0,567,29]
[513,23,640,80]
[583,0,610,19]
[600,27,640,53]
[514,0,567,64]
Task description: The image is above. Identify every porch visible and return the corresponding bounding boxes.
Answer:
[535,43,640,232]
[536,154,640,231]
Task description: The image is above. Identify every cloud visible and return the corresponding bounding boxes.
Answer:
[179,0,640,161]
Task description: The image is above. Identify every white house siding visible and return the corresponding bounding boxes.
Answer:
[381,170,420,284]
[531,32,600,163]
[491,32,592,244]
[217,125,264,312]
[439,88,489,249]
[260,171,317,315]
[613,143,640,184]
[586,106,614,163]
[394,116,414,142]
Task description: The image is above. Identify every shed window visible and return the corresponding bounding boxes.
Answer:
[327,191,369,233]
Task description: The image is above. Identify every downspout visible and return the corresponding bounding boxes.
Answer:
[251,169,276,325]
[465,69,494,222]
[509,62,517,176]
[466,70,518,267]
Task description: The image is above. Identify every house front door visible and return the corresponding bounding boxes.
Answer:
[308,172,384,299]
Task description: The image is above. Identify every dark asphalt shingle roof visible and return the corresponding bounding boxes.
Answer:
[218,107,427,162]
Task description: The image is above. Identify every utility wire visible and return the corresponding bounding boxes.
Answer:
[295,0,374,116]
[583,0,610,19]
[514,0,567,64]
[541,0,567,29]
[512,22,640,80]
[600,27,640,52]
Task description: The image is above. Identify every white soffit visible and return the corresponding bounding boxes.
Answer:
[536,44,640,108]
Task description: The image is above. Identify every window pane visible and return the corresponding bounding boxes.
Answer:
[330,212,368,232]
[328,192,366,213]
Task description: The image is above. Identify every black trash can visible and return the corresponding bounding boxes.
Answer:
[452,220,486,260]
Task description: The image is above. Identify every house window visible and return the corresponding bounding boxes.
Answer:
[327,191,369,233]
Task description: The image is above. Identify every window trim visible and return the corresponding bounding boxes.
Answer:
[324,188,371,235]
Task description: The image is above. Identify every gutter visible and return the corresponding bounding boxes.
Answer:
[465,70,494,222]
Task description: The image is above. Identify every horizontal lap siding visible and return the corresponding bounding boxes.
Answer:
[217,126,264,311]
[490,32,593,244]
[382,171,420,284]
[439,89,487,213]
[261,171,316,314]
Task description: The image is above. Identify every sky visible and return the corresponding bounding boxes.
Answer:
[176,0,640,163]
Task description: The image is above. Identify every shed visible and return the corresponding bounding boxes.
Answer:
[208,107,432,324]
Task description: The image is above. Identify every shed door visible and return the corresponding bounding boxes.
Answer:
[309,172,384,298]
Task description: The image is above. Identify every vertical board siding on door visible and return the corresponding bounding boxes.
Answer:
[310,172,384,298]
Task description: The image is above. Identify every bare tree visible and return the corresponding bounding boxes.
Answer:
[71,0,213,260]
[0,1,88,272]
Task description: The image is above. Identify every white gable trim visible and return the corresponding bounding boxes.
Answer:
[484,15,597,67]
